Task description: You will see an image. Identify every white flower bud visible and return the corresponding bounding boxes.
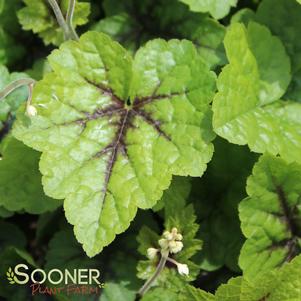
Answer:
[26,105,37,117]
[175,233,183,241]
[158,238,169,249]
[163,231,173,240]
[169,241,183,254]
[147,248,158,260]
[177,263,189,276]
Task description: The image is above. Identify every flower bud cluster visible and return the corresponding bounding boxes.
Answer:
[158,227,183,254]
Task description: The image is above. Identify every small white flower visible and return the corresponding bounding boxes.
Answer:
[169,241,183,254]
[158,238,169,249]
[163,231,173,240]
[147,248,158,260]
[177,263,189,276]
[26,105,37,117]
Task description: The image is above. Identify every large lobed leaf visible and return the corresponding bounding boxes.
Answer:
[239,154,301,276]
[212,22,301,164]
[17,0,90,46]
[13,31,216,256]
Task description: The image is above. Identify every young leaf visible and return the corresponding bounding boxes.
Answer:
[178,0,238,19]
[13,32,216,256]
[239,154,301,276]
[96,0,226,68]
[212,22,301,164]
[0,136,60,213]
[17,0,90,46]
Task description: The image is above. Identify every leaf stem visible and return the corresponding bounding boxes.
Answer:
[66,0,79,40]
[0,79,36,101]
[138,251,168,297]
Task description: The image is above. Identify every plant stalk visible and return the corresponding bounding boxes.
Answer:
[0,79,36,101]
[138,252,168,297]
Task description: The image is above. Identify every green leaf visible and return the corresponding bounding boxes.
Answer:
[0,136,60,213]
[215,277,242,301]
[0,206,13,217]
[212,22,301,164]
[13,32,215,257]
[0,0,25,66]
[178,0,238,19]
[0,65,29,127]
[96,0,226,69]
[45,228,99,271]
[192,138,257,272]
[255,0,301,102]
[215,255,301,300]
[100,282,136,301]
[17,0,90,46]
[239,154,301,276]
[0,220,26,249]
[141,276,214,301]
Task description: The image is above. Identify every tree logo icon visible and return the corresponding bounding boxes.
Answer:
[6,267,16,284]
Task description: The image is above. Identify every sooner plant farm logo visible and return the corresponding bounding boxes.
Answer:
[6,264,105,297]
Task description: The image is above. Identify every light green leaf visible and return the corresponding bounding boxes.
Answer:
[17,0,90,46]
[0,136,60,213]
[215,277,242,301]
[212,22,301,164]
[178,0,238,19]
[0,65,29,128]
[13,32,215,256]
[239,154,301,277]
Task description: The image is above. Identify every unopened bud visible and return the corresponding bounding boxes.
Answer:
[26,105,37,117]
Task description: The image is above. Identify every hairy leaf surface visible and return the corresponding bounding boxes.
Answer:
[212,22,301,163]
[17,0,90,46]
[239,155,301,276]
[14,32,215,256]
